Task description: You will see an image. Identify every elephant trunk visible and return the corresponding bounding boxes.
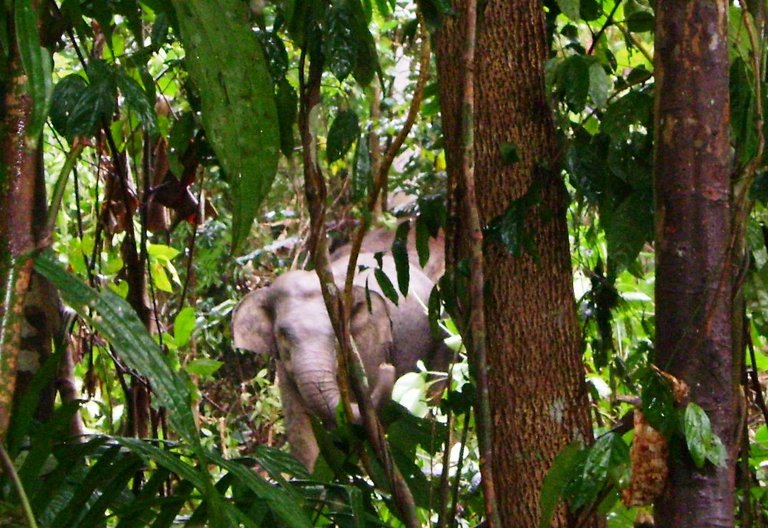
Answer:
[292,348,345,425]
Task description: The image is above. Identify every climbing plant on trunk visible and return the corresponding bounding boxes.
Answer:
[434,2,596,526]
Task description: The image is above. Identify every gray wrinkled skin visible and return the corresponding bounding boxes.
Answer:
[232,253,448,471]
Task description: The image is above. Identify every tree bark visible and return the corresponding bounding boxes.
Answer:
[0,50,38,439]
[653,2,738,527]
[435,2,594,526]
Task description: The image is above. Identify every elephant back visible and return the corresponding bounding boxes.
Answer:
[333,253,439,377]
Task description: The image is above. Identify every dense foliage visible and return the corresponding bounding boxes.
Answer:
[0,0,766,526]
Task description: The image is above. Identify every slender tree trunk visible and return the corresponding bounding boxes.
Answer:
[653,2,738,527]
[0,49,38,440]
[435,2,594,525]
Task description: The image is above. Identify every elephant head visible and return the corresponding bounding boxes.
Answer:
[232,267,395,426]
[232,254,448,470]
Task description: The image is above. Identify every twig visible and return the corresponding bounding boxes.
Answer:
[0,442,38,528]
[298,42,420,526]
[459,0,500,525]
[747,330,768,426]
[586,1,622,55]
[614,21,653,64]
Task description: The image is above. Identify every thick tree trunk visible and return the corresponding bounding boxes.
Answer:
[653,3,737,527]
[435,2,594,526]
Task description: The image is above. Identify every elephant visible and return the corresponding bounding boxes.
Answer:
[232,253,448,471]
[331,223,445,281]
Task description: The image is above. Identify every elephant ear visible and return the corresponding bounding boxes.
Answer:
[232,288,277,357]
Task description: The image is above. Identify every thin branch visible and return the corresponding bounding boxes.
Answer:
[459,0,500,525]
[0,443,38,528]
[614,21,653,64]
[298,43,420,526]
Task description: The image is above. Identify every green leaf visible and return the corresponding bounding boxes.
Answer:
[539,442,583,528]
[116,69,158,134]
[684,402,727,469]
[257,30,289,82]
[15,0,53,143]
[324,3,357,81]
[415,218,431,268]
[174,307,196,347]
[565,433,629,511]
[186,358,223,377]
[327,109,360,162]
[374,268,399,305]
[556,55,590,112]
[151,262,174,293]
[557,0,581,21]
[625,0,654,33]
[172,0,280,253]
[641,370,677,438]
[485,179,542,259]
[212,453,314,528]
[602,190,653,274]
[373,0,394,17]
[579,0,601,21]
[499,141,519,165]
[602,90,653,141]
[67,61,117,140]
[34,251,199,446]
[350,1,379,87]
[147,243,180,261]
[50,74,88,138]
[588,62,610,108]
[352,128,372,201]
[731,58,758,166]
[276,77,298,157]
[393,221,411,296]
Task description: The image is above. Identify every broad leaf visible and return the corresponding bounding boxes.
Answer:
[540,442,583,528]
[50,74,88,138]
[15,0,52,143]
[116,69,158,134]
[588,62,610,108]
[276,77,298,157]
[172,0,280,253]
[327,109,360,162]
[565,433,629,511]
[556,55,590,113]
[641,369,678,438]
[684,402,727,468]
[557,0,580,21]
[34,251,199,445]
[324,3,357,81]
[174,306,196,347]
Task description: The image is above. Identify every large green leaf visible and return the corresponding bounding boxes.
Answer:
[33,251,199,445]
[683,402,727,468]
[327,109,360,162]
[212,452,314,528]
[172,0,280,253]
[539,442,583,528]
[50,74,89,137]
[14,0,52,143]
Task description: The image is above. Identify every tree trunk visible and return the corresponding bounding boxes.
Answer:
[653,2,737,527]
[0,48,38,439]
[434,2,594,526]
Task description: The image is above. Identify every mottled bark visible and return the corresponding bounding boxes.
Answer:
[14,153,60,425]
[434,2,594,526]
[0,51,38,439]
[653,2,738,527]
